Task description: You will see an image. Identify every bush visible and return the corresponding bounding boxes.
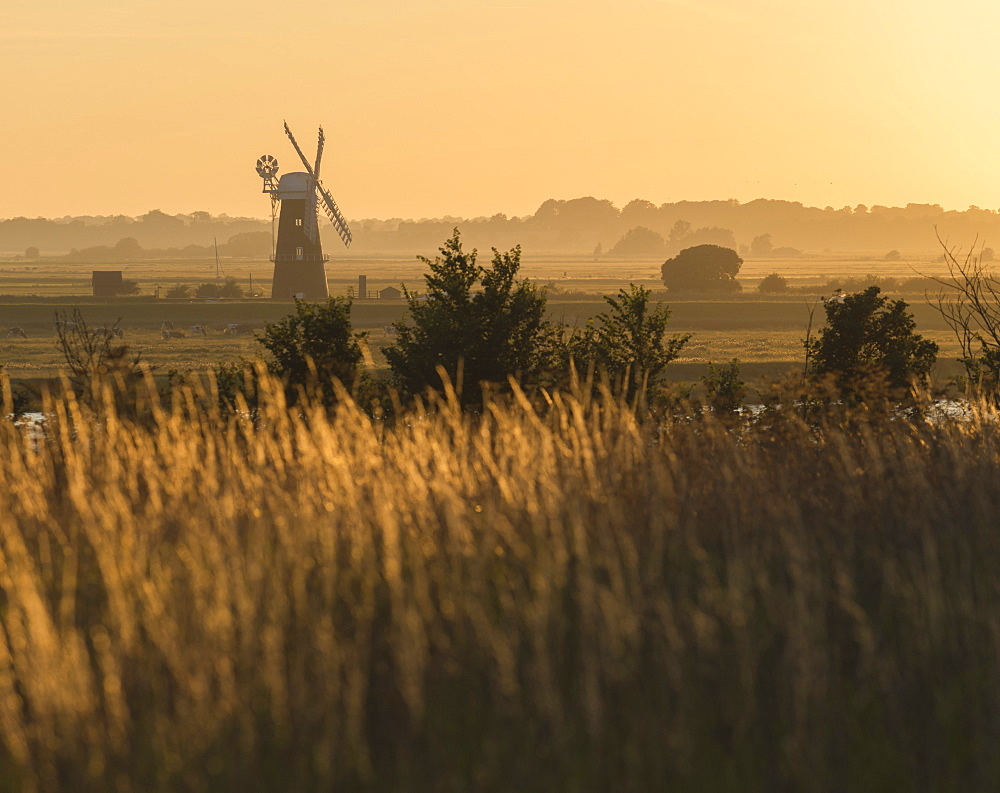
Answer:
[383,230,563,405]
[195,278,244,299]
[661,244,743,293]
[569,284,689,402]
[757,273,789,294]
[166,284,193,299]
[118,279,140,296]
[805,286,938,398]
[256,297,364,405]
[701,358,748,412]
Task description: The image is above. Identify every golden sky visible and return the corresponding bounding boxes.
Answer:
[4,0,1000,220]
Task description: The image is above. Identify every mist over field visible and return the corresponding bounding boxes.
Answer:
[4,198,1000,257]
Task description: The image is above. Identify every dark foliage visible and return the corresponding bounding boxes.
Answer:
[383,230,563,405]
[805,286,938,397]
[757,272,789,294]
[569,284,689,402]
[256,297,364,405]
[661,244,743,293]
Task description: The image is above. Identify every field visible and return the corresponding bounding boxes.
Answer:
[0,252,967,380]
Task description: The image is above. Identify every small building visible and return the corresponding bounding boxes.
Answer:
[92,270,123,297]
[379,286,402,300]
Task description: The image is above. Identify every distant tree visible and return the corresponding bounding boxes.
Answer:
[114,237,143,258]
[751,233,773,256]
[770,246,802,257]
[667,220,693,243]
[884,250,902,262]
[607,226,667,257]
[257,297,364,405]
[757,273,789,294]
[569,284,689,402]
[223,232,272,258]
[983,247,995,262]
[661,244,743,293]
[118,279,141,296]
[806,286,938,396]
[166,284,193,299]
[383,230,562,405]
[24,246,39,259]
[593,242,604,257]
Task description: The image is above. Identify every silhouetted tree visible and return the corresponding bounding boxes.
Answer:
[24,246,39,259]
[118,279,140,296]
[806,286,937,396]
[383,230,562,405]
[661,245,743,293]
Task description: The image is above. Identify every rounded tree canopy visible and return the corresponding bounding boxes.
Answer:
[661,244,743,293]
[757,272,789,294]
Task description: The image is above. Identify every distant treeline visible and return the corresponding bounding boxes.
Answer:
[4,199,1000,257]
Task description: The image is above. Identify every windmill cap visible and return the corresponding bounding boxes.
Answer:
[276,172,312,199]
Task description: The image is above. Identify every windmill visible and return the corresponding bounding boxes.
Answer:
[255,121,352,299]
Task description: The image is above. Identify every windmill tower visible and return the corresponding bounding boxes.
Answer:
[255,121,352,299]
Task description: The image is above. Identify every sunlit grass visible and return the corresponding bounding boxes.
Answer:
[0,374,998,791]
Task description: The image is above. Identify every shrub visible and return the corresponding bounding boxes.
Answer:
[569,284,689,402]
[383,229,563,404]
[166,284,193,298]
[256,296,364,404]
[195,278,244,299]
[757,273,789,294]
[701,358,748,412]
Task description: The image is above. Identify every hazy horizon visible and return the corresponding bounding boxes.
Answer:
[7,0,1000,219]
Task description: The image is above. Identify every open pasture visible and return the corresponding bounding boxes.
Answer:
[0,252,970,378]
[0,250,955,299]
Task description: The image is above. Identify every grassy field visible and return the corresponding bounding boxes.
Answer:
[0,377,998,792]
[0,253,967,378]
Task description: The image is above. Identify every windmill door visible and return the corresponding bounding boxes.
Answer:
[296,247,304,261]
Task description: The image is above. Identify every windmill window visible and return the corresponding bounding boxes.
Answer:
[296,247,304,260]
[295,219,302,226]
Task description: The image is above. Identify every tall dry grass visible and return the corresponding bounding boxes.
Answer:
[0,373,998,792]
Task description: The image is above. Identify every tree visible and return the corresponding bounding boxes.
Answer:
[24,246,39,259]
[257,297,364,404]
[383,230,562,405]
[750,233,773,256]
[569,284,689,402]
[118,279,140,296]
[805,286,938,396]
[166,284,193,298]
[661,244,743,293]
[757,273,789,294]
[884,250,902,262]
[607,226,667,257]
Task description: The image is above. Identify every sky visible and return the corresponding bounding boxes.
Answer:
[4,0,1000,220]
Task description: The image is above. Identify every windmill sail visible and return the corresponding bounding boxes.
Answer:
[317,181,352,248]
[283,121,315,176]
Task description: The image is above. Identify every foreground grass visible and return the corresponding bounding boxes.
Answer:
[0,377,998,792]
